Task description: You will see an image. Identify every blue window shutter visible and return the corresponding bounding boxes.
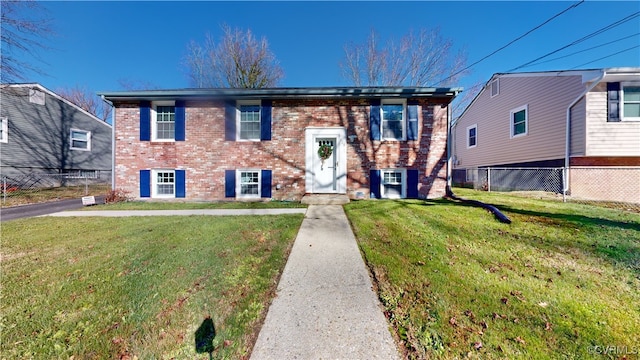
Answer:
[407,169,419,199]
[261,100,272,140]
[225,101,236,141]
[175,169,186,198]
[370,100,381,141]
[225,170,236,198]
[607,82,620,122]
[407,101,419,140]
[175,101,186,141]
[369,169,381,199]
[261,169,272,198]
[140,170,151,198]
[140,101,151,141]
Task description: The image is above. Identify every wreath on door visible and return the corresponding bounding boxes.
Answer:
[318,143,333,170]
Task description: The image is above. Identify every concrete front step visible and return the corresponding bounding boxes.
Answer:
[301,194,350,205]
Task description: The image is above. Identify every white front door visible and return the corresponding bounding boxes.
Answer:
[305,127,347,194]
[313,138,337,193]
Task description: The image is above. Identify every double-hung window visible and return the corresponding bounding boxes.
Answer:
[467,124,477,148]
[238,170,260,198]
[152,102,176,141]
[70,129,91,150]
[153,170,175,197]
[381,169,406,199]
[381,100,406,140]
[510,105,528,138]
[0,117,7,143]
[622,83,640,121]
[238,101,261,140]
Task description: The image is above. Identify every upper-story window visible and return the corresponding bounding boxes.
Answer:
[237,101,261,140]
[510,105,528,138]
[490,79,499,97]
[152,102,175,141]
[467,124,477,148]
[622,83,640,121]
[70,129,91,150]
[381,99,406,140]
[0,117,7,143]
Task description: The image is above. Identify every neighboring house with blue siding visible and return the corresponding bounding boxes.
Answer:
[452,68,640,203]
[0,83,112,180]
[99,87,461,201]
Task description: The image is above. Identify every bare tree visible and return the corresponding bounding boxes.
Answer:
[56,86,112,122]
[183,25,284,88]
[1,0,53,83]
[340,28,468,87]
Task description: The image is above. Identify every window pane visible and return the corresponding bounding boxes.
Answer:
[624,103,640,117]
[513,110,526,123]
[384,184,402,197]
[382,105,403,121]
[623,87,640,102]
[72,140,87,149]
[514,122,526,135]
[72,131,88,140]
[383,120,403,138]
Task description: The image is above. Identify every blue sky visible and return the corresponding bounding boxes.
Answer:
[13,1,640,97]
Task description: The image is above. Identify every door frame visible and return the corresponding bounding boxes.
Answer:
[305,127,347,194]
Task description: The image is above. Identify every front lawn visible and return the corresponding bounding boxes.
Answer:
[1,214,304,359]
[344,188,640,359]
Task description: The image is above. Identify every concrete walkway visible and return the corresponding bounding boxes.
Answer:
[250,205,400,360]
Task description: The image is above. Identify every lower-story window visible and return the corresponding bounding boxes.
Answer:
[238,170,260,198]
[381,169,406,199]
[153,170,175,197]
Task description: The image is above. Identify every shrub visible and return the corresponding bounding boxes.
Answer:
[105,188,132,203]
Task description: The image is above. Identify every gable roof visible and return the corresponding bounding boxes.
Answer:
[453,67,640,127]
[98,86,463,102]
[1,83,111,128]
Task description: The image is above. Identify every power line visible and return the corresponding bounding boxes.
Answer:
[519,33,639,68]
[570,44,640,69]
[508,11,640,72]
[434,0,585,85]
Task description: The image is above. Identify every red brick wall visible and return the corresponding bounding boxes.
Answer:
[114,98,450,201]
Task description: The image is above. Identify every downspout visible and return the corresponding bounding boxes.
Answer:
[101,95,115,191]
[564,71,605,202]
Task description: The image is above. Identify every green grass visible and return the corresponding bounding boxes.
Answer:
[1,214,304,359]
[344,188,640,359]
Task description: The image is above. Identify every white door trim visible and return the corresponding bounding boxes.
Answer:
[305,127,347,194]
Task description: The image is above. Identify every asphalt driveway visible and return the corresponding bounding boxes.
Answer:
[0,196,105,222]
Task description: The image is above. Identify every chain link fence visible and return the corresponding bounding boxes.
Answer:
[452,167,640,212]
[1,171,112,207]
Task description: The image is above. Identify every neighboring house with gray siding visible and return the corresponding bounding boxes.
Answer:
[0,83,112,180]
[452,68,640,203]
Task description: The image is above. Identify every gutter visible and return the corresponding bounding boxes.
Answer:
[101,95,115,191]
[564,70,606,202]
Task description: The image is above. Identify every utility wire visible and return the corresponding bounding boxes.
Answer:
[519,33,639,68]
[434,0,585,85]
[570,44,640,69]
[508,11,640,72]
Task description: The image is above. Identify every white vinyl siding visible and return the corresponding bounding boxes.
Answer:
[585,83,640,156]
[452,74,585,168]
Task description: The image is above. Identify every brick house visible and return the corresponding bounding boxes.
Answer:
[99,87,461,201]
